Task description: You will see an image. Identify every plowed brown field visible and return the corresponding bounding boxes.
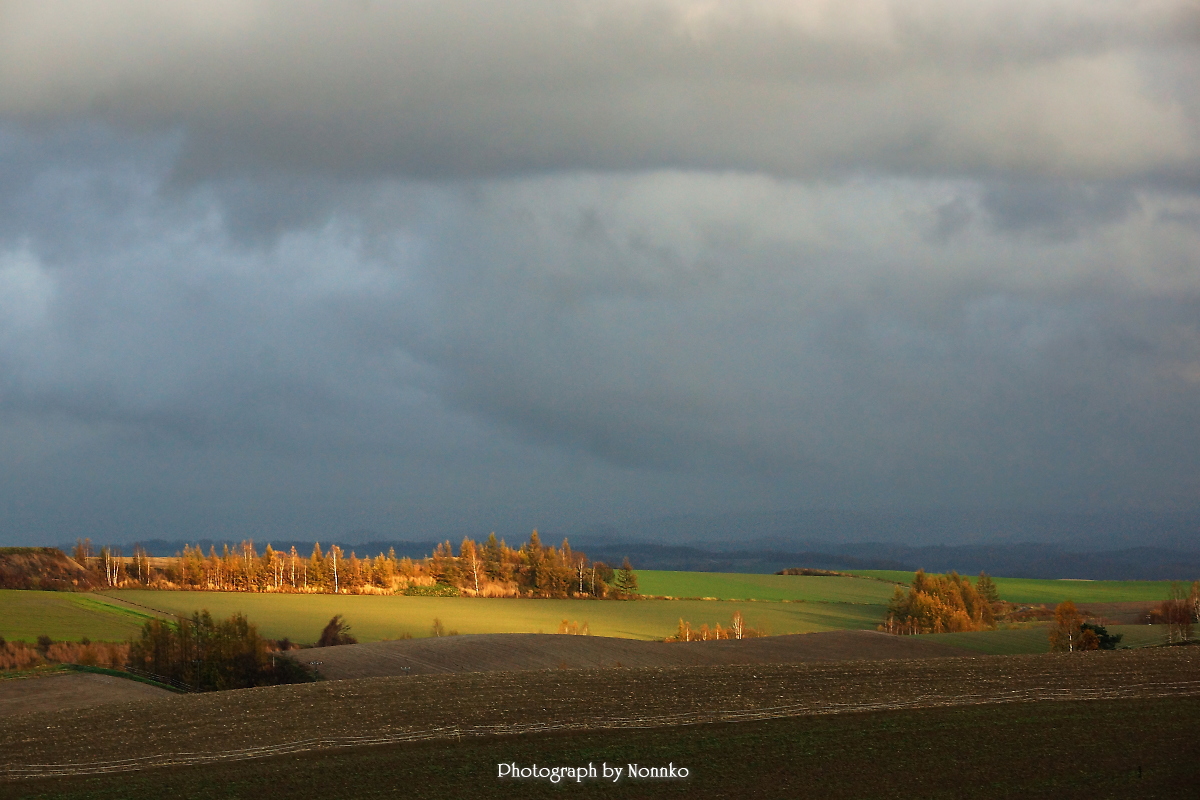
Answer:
[294,630,966,679]
[0,672,171,714]
[1,648,1197,782]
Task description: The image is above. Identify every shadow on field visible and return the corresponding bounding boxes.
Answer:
[288,630,965,679]
[4,697,1199,800]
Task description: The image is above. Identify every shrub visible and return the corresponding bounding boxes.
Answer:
[316,615,358,647]
[1079,622,1123,650]
[403,583,461,597]
[0,640,42,670]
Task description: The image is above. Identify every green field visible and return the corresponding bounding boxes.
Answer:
[636,571,896,603]
[2,567,1182,648]
[92,590,884,643]
[850,571,1179,604]
[0,590,152,642]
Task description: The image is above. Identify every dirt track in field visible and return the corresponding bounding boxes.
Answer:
[0,672,171,715]
[2,648,1198,780]
[292,630,967,679]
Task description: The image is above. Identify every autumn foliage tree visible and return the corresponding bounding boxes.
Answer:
[1049,600,1084,652]
[883,570,996,634]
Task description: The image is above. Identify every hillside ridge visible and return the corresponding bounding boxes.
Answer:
[0,548,97,591]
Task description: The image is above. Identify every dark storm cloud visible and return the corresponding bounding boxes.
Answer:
[980,181,1140,240]
[0,2,1198,545]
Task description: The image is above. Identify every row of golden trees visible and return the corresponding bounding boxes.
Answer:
[665,611,764,641]
[72,532,638,599]
[882,570,1000,634]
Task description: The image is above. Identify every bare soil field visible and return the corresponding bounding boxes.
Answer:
[294,630,967,680]
[0,671,171,715]
[5,697,1198,799]
[1,648,1196,782]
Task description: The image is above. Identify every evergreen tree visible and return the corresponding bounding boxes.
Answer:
[976,572,1000,604]
[615,558,639,598]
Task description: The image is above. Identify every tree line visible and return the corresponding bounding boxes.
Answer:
[1147,581,1200,643]
[882,570,999,634]
[1048,580,1198,652]
[71,532,640,599]
[665,610,764,641]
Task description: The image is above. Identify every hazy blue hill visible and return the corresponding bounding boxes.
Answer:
[94,537,1200,580]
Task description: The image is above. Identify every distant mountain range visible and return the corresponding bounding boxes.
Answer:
[88,537,1200,581]
[578,541,1200,581]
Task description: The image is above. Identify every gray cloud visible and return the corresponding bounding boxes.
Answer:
[1,1,1197,180]
[1,127,1198,545]
[980,181,1140,240]
[0,4,1198,545]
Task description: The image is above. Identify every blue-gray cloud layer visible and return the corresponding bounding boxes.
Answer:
[0,2,1198,544]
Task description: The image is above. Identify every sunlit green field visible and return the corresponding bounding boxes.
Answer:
[636,570,896,603]
[90,589,885,643]
[0,589,152,642]
[3,567,1181,648]
[850,571,1177,604]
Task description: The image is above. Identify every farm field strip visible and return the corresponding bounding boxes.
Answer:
[0,590,151,642]
[3,649,1196,781]
[635,571,897,603]
[8,677,1200,780]
[849,571,1180,603]
[96,590,885,641]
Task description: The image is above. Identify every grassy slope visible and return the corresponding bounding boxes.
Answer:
[636,571,896,603]
[0,590,151,642]
[850,570,1177,603]
[99,590,884,643]
[5,697,1198,799]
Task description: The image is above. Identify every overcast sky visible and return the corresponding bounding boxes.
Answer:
[1,1,1198,547]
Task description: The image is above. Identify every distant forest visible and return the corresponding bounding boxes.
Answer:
[70,532,638,599]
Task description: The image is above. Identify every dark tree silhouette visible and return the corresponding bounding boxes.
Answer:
[316,615,358,647]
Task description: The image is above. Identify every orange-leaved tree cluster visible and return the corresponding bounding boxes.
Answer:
[68,531,631,600]
[882,570,997,634]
